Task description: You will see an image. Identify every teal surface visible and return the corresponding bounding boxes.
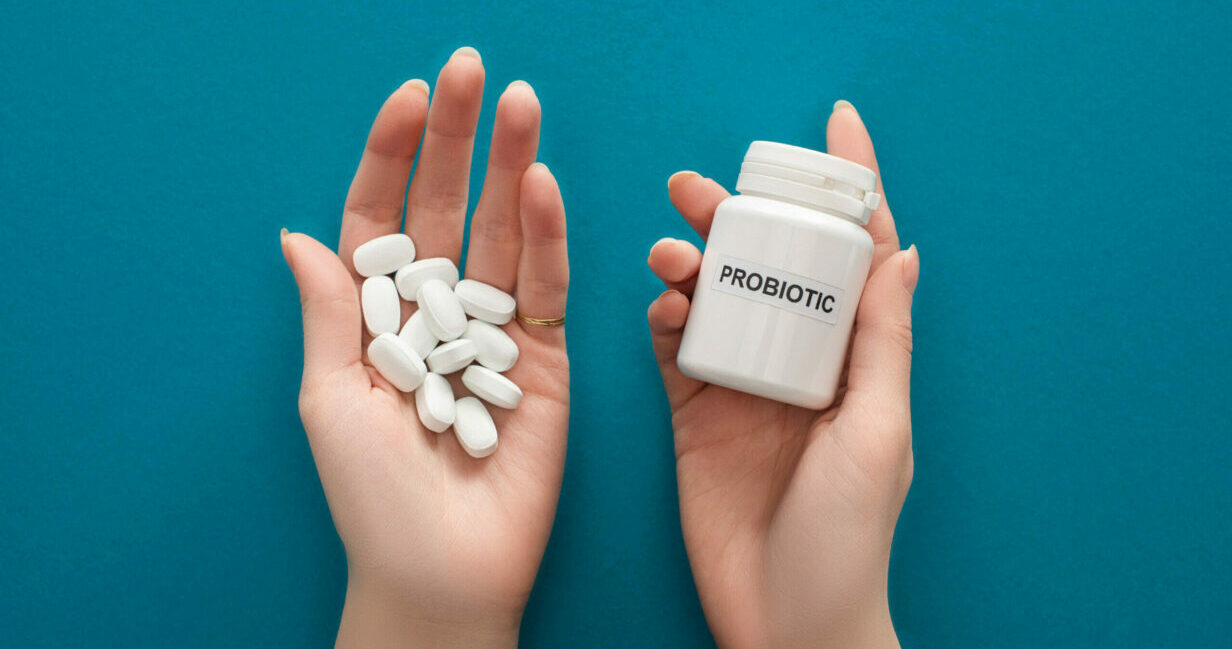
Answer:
[2,1,1229,647]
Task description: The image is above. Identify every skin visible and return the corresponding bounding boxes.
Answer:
[647,102,920,648]
[281,47,568,648]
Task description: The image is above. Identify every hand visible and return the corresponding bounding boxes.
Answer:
[646,102,918,649]
[281,48,569,648]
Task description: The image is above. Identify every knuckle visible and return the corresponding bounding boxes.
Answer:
[297,384,322,422]
[866,317,914,355]
[847,397,914,475]
[471,212,521,245]
[410,189,469,216]
[526,274,569,297]
[873,232,900,251]
[300,294,355,321]
[342,202,398,226]
[899,454,915,494]
[871,430,913,480]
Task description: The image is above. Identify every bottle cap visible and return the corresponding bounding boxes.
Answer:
[736,141,882,225]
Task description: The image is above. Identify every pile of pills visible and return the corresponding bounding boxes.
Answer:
[354,233,522,458]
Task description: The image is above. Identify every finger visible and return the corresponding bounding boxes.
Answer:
[281,230,364,384]
[843,246,919,430]
[338,80,430,276]
[667,170,730,240]
[647,237,702,295]
[515,163,568,341]
[827,100,899,271]
[647,290,705,409]
[464,80,541,292]
[406,47,485,264]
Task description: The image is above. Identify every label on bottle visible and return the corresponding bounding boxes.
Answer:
[711,255,844,324]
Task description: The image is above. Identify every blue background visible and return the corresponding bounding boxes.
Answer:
[2,1,1229,647]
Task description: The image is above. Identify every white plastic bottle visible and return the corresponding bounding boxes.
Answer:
[677,141,882,409]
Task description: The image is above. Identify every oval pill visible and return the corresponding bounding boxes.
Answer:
[353,233,416,277]
[461,365,523,409]
[461,320,519,372]
[454,279,517,325]
[425,339,477,375]
[453,396,498,458]
[398,310,438,359]
[395,258,459,301]
[367,332,427,392]
[361,276,400,336]
[416,278,467,341]
[414,373,456,433]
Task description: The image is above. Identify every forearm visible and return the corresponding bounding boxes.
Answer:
[768,597,900,649]
[819,601,900,649]
[336,575,520,649]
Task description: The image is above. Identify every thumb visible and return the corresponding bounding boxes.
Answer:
[844,245,919,429]
[281,229,362,385]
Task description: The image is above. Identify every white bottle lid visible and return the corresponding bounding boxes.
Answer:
[736,141,882,225]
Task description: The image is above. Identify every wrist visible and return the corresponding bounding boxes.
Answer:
[810,596,899,649]
[759,593,899,649]
[838,602,900,649]
[336,572,521,649]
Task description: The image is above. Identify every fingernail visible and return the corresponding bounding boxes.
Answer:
[833,99,857,113]
[902,244,919,292]
[406,78,429,95]
[280,228,292,268]
[668,170,700,191]
[529,161,549,174]
[507,79,534,94]
[453,46,481,62]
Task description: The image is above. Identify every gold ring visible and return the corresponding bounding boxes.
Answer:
[516,312,566,327]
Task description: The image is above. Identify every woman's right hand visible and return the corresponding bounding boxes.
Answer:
[283,48,570,648]
[646,101,918,649]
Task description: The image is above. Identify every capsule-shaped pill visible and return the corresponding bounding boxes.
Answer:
[395,258,459,301]
[353,233,416,277]
[425,339,477,375]
[453,396,498,458]
[361,276,401,336]
[461,320,519,372]
[398,310,438,359]
[416,278,467,341]
[454,279,517,325]
[367,333,427,392]
[461,365,523,409]
[414,373,456,433]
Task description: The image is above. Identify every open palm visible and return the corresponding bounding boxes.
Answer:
[281,48,568,644]
[647,104,918,648]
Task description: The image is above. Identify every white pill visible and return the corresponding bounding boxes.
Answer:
[353,233,416,277]
[416,278,467,341]
[398,310,438,359]
[462,320,519,372]
[395,258,459,301]
[414,373,456,433]
[425,339,477,374]
[454,279,517,325]
[453,396,498,458]
[367,333,427,392]
[461,365,523,409]
[361,276,400,336]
